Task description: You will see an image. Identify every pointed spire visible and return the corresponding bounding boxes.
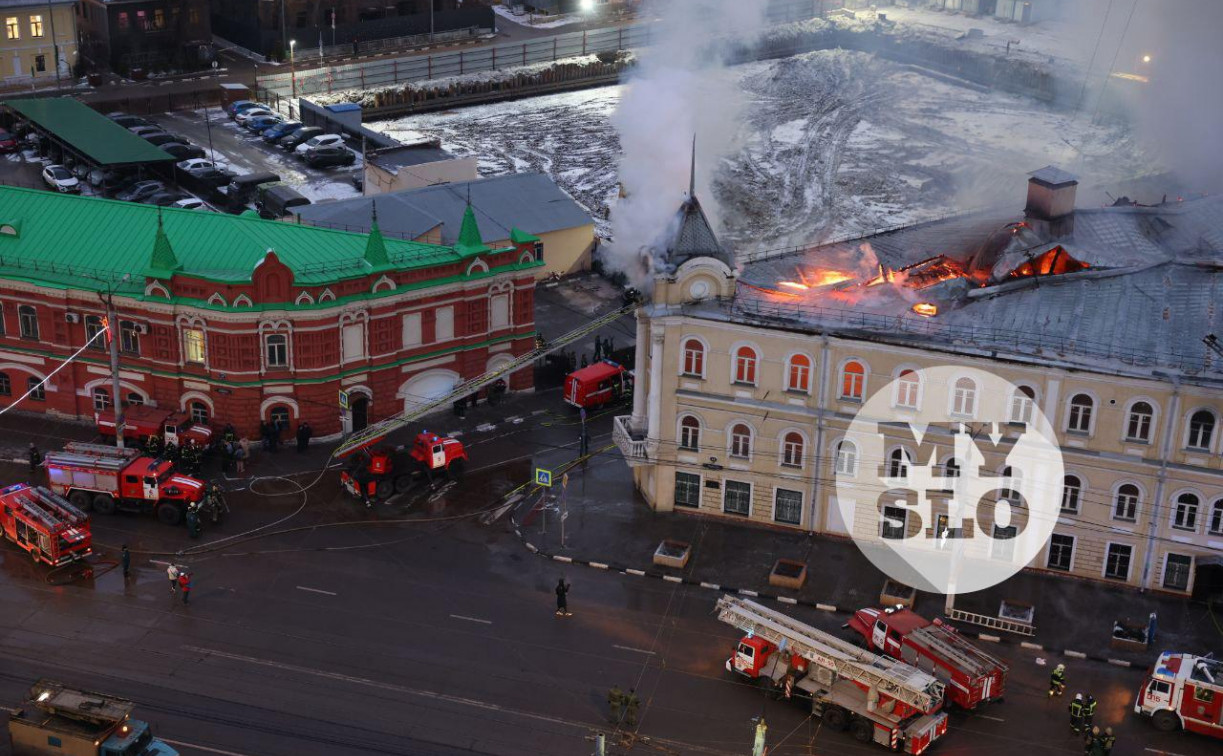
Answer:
[454,202,491,256]
[363,200,389,267]
[146,208,181,279]
[689,133,696,199]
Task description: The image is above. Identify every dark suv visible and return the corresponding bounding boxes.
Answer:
[305,145,356,169]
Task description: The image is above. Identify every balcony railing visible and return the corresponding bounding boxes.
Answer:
[613,415,648,465]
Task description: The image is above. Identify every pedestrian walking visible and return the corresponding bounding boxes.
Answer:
[185,505,201,539]
[27,442,42,473]
[555,578,571,617]
[624,688,640,727]
[166,563,180,595]
[296,421,312,453]
[1049,663,1066,697]
[120,545,131,579]
[1069,692,1085,733]
[607,685,623,724]
[1100,727,1115,756]
[178,571,192,604]
[1083,694,1097,729]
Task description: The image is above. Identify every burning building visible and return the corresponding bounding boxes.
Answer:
[614,166,1223,600]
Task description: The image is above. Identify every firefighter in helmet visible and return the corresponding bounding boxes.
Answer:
[1049,663,1066,697]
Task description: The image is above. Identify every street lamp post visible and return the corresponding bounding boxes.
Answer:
[290,39,297,99]
[97,274,131,450]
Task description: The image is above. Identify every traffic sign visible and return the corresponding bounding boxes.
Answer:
[535,468,553,487]
[338,389,350,410]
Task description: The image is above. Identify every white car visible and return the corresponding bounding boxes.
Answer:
[42,165,80,193]
[295,133,344,156]
[128,125,163,137]
[235,107,274,125]
[171,197,210,211]
[176,158,216,173]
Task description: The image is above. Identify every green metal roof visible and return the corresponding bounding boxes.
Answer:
[454,204,491,256]
[3,98,176,166]
[0,186,515,294]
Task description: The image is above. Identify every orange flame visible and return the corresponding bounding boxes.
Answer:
[778,281,809,291]
[802,268,855,287]
[912,303,938,317]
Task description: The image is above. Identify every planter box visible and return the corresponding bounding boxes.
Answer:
[881,579,916,609]
[769,559,807,590]
[1111,621,1149,652]
[999,600,1035,626]
[653,539,691,570]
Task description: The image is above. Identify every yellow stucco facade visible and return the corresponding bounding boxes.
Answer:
[1,2,77,85]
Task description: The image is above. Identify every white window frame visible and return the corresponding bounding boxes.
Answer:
[949,376,978,418]
[1066,392,1096,435]
[785,352,813,394]
[881,505,908,540]
[1112,482,1142,522]
[1009,384,1036,424]
[894,368,921,410]
[92,387,111,412]
[731,343,759,386]
[1103,542,1134,581]
[886,447,911,479]
[1046,533,1076,572]
[728,422,753,460]
[1060,473,1083,515]
[490,292,510,330]
[674,470,702,509]
[183,327,206,364]
[1171,490,1202,532]
[1161,553,1193,592]
[839,359,868,402]
[680,336,707,379]
[1184,408,1217,452]
[435,306,454,342]
[1210,497,1223,536]
[265,333,289,368]
[678,414,701,452]
[779,430,806,469]
[723,479,752,517]
[1123,398,1157,444]
[772,487,803,526]
[402,312,422,347]
[835,439,858,476]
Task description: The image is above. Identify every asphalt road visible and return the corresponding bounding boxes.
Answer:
[1,403,1218,756]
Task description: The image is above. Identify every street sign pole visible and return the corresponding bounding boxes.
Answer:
[560,472,569,549]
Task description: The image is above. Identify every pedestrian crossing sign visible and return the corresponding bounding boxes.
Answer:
[535,468,553,487]
[338,390,350,410]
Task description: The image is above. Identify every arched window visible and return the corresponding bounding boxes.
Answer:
[0,372,9,397]
[1067,394,1094,433]
[943,457,960,478]
[729,423,752,459]
[84,315,106,351]
[1173,492,1200,531]
[269,405,291,430]
[1187,410,1216,450]
[1009,385,1035,424]
[887,448,911,479]
[787,354,811,393]
[1061,475,1082,514]
[1210,498,1223,535]
[1113,484,1140,521]
[126,392,144,406]
[679,415,701,451]
[841,361,866,400]
[681,339,705,377]
[781,431,804,468]
[92,387,111,412]
[835,440,858,476]
[895,369,920,409]
[951,377,977,417]
[1126,401,1154,442]
[733,346,758,385]
[190,401,210,425]
[27,376,44,401]
[18,305,38,340]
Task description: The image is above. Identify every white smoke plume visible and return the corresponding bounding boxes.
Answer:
[604,0,768,288]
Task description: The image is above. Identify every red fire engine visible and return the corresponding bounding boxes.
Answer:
[44,442,205,526]
[1135,652,1223,739]
[718,596,949,754]
[564,360,632,410]
[0,484,91,566]
[340,431,469,501]
[847,606,1008,710]
[96,405,213,449]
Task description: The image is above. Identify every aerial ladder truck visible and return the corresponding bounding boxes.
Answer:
[717,596,949,754]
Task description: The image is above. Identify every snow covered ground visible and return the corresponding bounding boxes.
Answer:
[371,48,1152,253]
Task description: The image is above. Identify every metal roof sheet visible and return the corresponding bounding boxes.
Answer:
[3,98,175,166]
[1029,165,1078,185]
[0,186,468,290]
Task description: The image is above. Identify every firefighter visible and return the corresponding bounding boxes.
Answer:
[1069,693,1085,733]
[181,441,199,475]
[1084,726,1101,756]
[1049,663,1066,697]
[223,423,237,445]
[1101,727,1115,755]
[607,685,623,724]
[27,442,42,473]
[145,433,162,458]
[1083,693,1097,730]
[185,504,201,539]
[624,688,640,727]
[164,441,179,463]
[120,545,131,579]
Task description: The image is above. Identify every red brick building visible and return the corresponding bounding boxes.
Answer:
[0,186,541,438]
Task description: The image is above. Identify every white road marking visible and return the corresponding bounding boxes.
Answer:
[613,645,656,655]
[976,714,1005,722]
[450,614,492,625]
[1145,749,1188,756]
[162,739,256,756]
[295,586,337,596]
[181,646,585,730]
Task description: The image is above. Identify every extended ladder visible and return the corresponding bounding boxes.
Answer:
[716,596,945,713]
[12,487,88,534]
[947,608,1035,636]
[335,303,637,456]
[913,624,1009,678]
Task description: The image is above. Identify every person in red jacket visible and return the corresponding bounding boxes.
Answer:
[178,571,192,605]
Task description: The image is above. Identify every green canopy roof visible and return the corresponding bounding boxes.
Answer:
[3,97,176,167]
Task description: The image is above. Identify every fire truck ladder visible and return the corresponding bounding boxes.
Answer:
[335,303,638,457]
[12,487,88,532]
[45,443,139,472]
[717,596,945,713]
[27,680,133,726]
[912,625,1008,678]
[947,608,1035,637]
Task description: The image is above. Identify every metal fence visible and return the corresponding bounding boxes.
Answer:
[291,27,485,64]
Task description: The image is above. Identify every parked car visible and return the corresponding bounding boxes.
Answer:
[0,129,18,153]
[295,133,344,156]
[305,145,356,169]
[176,158,217,174]
[144,191,190,207]
[279,126,322,151]
[235,107,274,125]
[160,143,207,161]
[41,165,81,193]
[189,167,237,188]
[143,132,191,147]
[171,197,210,211]
[88,167,132,187]
[71,163,92,180]
[115,180,165,203]
[262,120,302,143]
[244,115,283,133]
[128,125,164,137]
[110,115,153,129]
[256,183,311,219]
[227,100,265,118]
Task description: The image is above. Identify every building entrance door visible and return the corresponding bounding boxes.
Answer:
[351,396,369,432]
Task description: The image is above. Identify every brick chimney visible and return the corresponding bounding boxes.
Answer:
[1025,166,1078,238]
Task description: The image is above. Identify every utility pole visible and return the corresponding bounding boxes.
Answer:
[47,2,61,89]
[280,0,287,59]
[430,0,434,43]
[560,472,569,549]
[98,284,127,450]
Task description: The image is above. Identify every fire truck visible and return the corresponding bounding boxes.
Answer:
[7,679,178,756]
[564,360,632,410]
[1135,652,1223,739]
[43,443,205,526]
[340,431,468,501]
[96,405,213,449]
[718,596,949,754]
[847,606,1008,710]
[0,484,91,566]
